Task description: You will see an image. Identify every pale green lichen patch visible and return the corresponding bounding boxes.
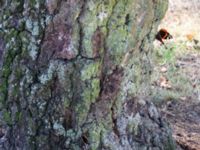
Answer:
[25,18,40,37]
[106,0,137,65]
[80,0,116,58]
[39,61,57,84]
[106,26,129,64]
[81,61,101,81]
[88,124,102,150]
[3,111,12,125]
[32,21,40,36]
[53,122,66,136]
[0,29,21,104]
[75,102,91,127]
[127,113,141,135]
[75,78,100,126]
[25,19,33,31]
[28,42,38,60]
[66,129,76,138]
[73,60,102,126]
[82,78,100,104]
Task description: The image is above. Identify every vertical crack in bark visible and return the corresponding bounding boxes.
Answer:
[96,66,124,122]
[67,65,77,129]
[111,106,120,138]
[35,16,47,63]
[100,0,118,96]
[77,0,87,57]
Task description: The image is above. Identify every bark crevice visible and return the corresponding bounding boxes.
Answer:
[0,0,176,149]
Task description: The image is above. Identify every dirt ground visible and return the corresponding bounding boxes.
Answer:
[161,98,200,150]
[158,52,200,149]
[152,0,200,149]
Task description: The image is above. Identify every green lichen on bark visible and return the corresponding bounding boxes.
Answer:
[80,0,116,58]
[0,0,48,148]
[0,0,176,149]
[0,29,21,104]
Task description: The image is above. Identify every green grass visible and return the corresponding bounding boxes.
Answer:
[151,41,200,104]
[153,41,187,65]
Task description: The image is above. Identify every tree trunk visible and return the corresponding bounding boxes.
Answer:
[0,0,176,149]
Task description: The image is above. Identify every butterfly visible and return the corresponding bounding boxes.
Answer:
[155,28,173,45]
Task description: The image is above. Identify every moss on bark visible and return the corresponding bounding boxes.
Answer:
[0,0,176,149]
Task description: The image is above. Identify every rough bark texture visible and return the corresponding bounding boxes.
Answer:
[0,0,176,150]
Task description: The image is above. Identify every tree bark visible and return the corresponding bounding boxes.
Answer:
[0,0,176,149]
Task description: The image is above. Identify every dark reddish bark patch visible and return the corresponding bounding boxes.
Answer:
[125,97,143,115]
[90,67,124,118]
[40,1,81,65]
[0,1,6,9]
[41,23,77,61]
[46,0,60,15]
[63,107,75,130]
[91,28,104,58]
[100,66,124,101]
[0,37,5,68]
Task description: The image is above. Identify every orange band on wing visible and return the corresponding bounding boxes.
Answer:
[162,33,168,39]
